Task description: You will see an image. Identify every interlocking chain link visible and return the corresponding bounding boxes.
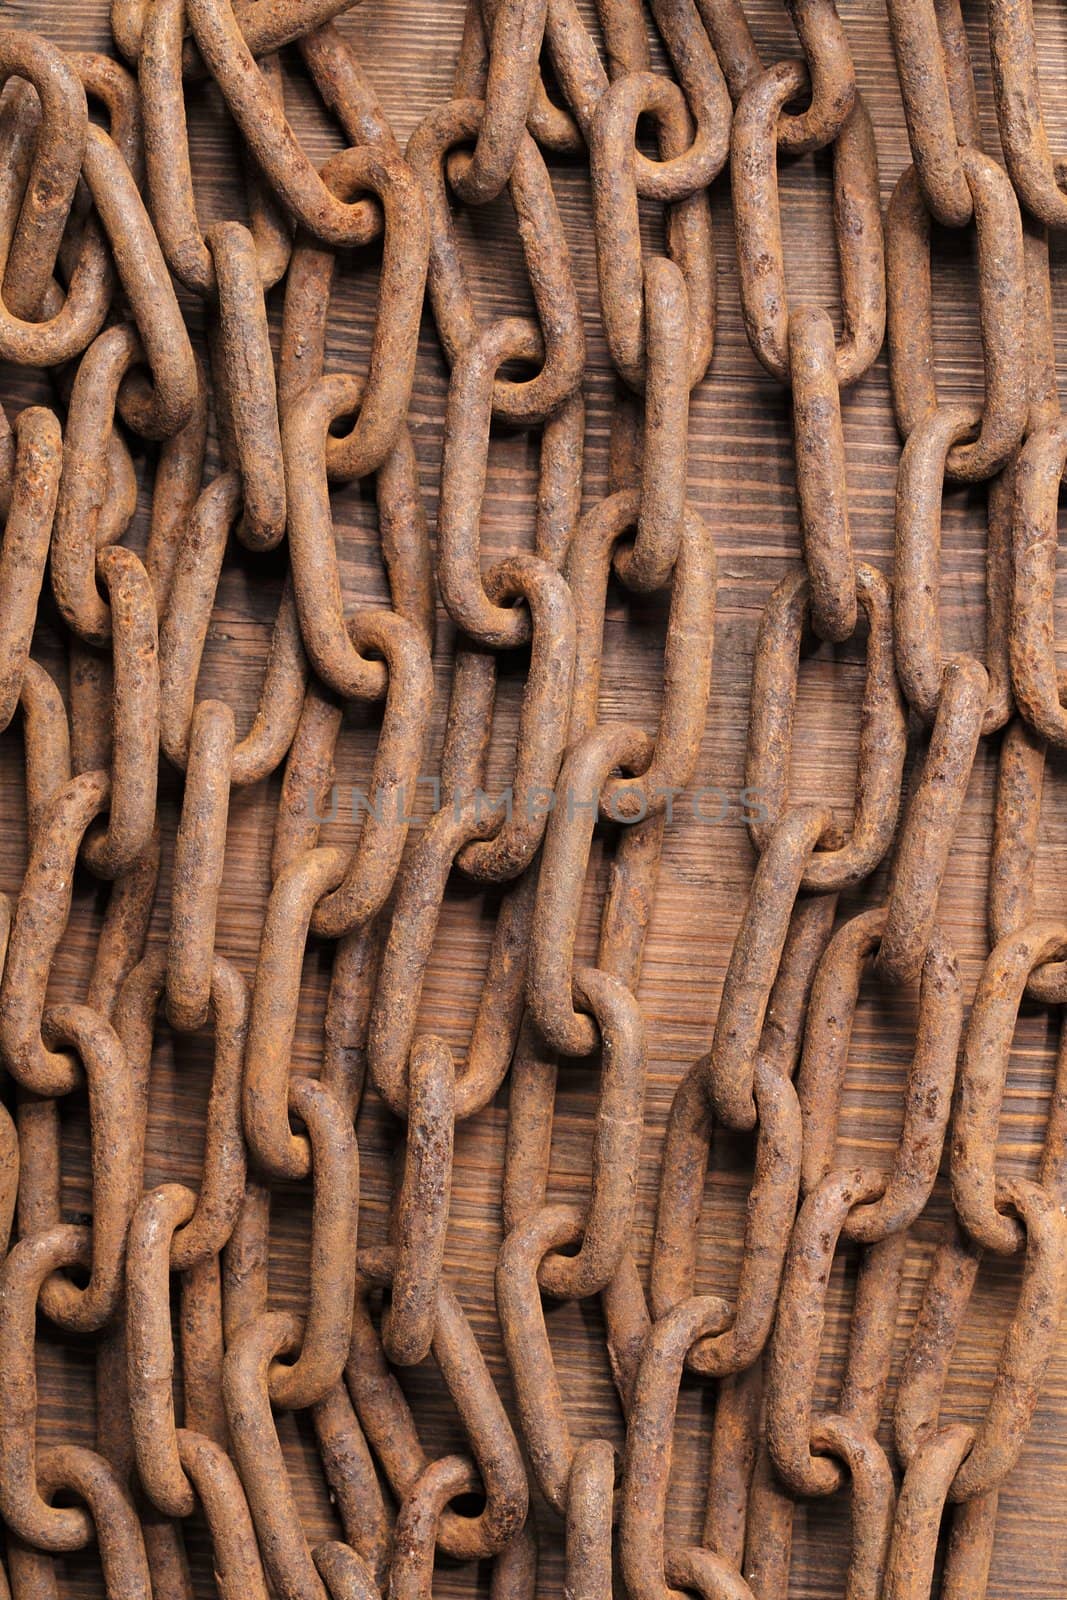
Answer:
[0,4,1063,1600]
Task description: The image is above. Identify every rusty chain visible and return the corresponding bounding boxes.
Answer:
[0,3,1062,1599]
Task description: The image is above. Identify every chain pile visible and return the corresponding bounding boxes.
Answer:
[0,0,1063,1596]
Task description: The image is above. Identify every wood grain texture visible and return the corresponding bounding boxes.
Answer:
[3,0,1067,1595]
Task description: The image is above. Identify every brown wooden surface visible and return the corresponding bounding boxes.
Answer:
[3,1,1067,1595]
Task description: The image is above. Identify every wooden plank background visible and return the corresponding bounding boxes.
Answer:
[2,0,1067,1595]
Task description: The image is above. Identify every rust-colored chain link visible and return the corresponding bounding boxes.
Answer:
[0,4,1063,1600]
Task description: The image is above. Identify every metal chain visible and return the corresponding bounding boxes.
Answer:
[0,3,1062,1599]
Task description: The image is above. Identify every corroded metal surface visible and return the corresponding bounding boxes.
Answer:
[0,4,1061,1600]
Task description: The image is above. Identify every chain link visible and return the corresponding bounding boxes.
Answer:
[0,3,1063,1598]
